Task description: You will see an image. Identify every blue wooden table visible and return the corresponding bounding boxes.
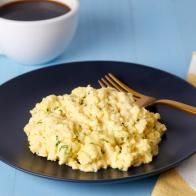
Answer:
[0,0,195,195]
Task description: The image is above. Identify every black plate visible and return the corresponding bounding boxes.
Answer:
[0,61,195,183]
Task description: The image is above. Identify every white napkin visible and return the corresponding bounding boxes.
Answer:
[177,154,196,191]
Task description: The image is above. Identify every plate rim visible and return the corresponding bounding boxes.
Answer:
[0,149,195,183]
[0,60,195,183]
[0,60,195,89]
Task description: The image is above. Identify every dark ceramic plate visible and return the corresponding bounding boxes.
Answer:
[0,61,195,183]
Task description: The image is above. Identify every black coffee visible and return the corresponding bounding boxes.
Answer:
[0,0,71,21]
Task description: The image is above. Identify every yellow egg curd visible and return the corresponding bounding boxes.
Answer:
[24,86,166,172]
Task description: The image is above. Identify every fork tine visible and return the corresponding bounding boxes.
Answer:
[99,77,139,101]
[98,80,106,88]
[108,73,144,98]
[103,75,139,101]
[101,78,113,88]
[105,75,126,92]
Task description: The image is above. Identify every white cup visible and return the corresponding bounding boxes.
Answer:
[0,0,79,65]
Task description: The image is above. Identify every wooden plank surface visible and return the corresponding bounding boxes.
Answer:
[0,0,195,195]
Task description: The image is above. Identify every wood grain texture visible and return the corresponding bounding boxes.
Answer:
[188,73,196,86]
[152,170,196,196]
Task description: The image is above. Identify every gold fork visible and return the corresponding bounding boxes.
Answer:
[98,73,196,115]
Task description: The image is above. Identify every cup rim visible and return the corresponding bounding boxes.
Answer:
[0,0,79,25]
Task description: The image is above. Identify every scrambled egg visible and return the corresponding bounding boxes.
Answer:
[24,86,166,172]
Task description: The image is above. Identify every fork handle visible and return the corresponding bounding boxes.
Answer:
[154,99,196,115]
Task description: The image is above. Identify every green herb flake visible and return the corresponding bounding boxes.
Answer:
[79,99,84,105]
[59,109,64,114]
[53,106,59,110]
[90,142,96,145]
[79,96,86,105]
[56,140,61,147]
[55,136,61,147]
[59,145,69,152]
